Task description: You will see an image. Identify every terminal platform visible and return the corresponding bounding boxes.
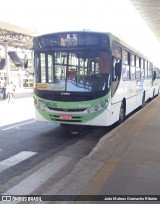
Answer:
[84,96,160,203]
[88,96,160,203]
[48,96,160,204]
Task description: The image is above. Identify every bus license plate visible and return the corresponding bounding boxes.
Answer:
[59,115,72,120]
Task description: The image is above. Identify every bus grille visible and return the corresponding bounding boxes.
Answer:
[48,107,86,112]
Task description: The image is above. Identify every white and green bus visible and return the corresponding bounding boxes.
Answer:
[32,31,160,126]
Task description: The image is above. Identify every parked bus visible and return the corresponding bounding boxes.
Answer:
[32,31,160,126]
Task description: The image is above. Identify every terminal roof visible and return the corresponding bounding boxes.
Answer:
[129,0,160,43]
[0,21,39,49]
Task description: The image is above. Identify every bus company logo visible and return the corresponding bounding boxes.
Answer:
[63,106,69,111]
[61,92,70,95]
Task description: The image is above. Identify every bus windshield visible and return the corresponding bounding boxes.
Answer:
[34,50,110,93]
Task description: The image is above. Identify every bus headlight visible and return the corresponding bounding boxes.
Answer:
[101,99,109,108]
[85,99,109,114]
[34,97,37,105]
[87,107,95,114]
[94,106,100,112]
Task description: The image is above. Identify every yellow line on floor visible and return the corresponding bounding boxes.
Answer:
[75,157,119,204]
[129,99,160,136]
[75,98,160,204]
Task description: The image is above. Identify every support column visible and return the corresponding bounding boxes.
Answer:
[19,66,23,88]
[5,43,10,83]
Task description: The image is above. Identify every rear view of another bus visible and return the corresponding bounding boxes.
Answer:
[32,31,112,126]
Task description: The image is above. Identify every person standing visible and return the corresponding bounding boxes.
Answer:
[6,82,14,103]
[2,79,7,99]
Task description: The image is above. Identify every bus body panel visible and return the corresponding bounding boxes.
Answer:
[33,92,111,126]
[152,78,160,96]
[34,92,120,126]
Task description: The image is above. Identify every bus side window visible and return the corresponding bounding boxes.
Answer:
[98,52,110,74]
[115,59,121,80]
[130,53,136,80]
[112,42,122,81]
[140,59,145,79]
[122,49,130,80]
[144,60,148,79]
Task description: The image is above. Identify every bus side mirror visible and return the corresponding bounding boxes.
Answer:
[24,60,28,68]
[24,54,28,68]
[153,71,156,81]
[115,62,121,77]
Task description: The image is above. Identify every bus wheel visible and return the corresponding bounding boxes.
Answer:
[119,102,125,124]
[141,93,145,108]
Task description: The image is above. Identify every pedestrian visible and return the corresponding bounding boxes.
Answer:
[2,79,7,99]
[6,82,14,103]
